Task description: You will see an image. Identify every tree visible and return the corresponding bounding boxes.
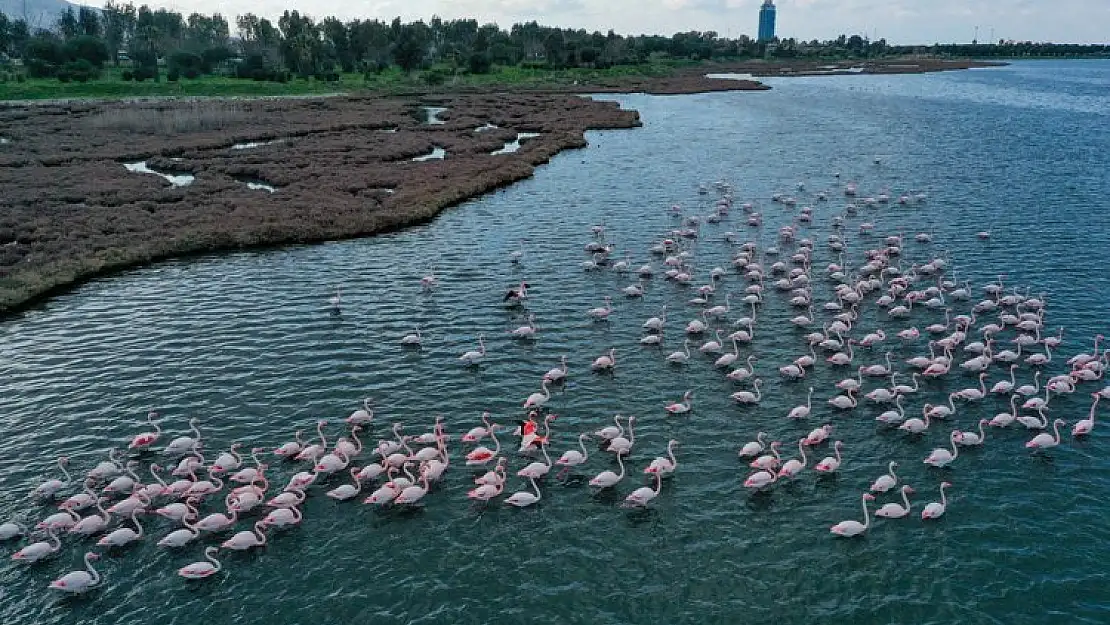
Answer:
[392,23,427,73]
[78,7,100,37]
[101,1,136,65]
[57,8,79,40]
[65,35,109,66]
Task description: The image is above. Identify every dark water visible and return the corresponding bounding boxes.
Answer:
[2,60,1109,624]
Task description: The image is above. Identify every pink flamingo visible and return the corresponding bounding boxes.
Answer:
[588,453,625,488]
[11,528,61,562]
[875,486,914,519]
[505,477,543,507]
[465,425,502,466]
[1073,394,1100,437]
[32,456,71,499]
[924,431,961,468]
[128,411,162,451]
[921,482,951,520]
[462,412,493,443]
[467,479,504,502]
[347,398,374,426]
[645,440,680,477]
[1027,419,1066,451]
[178,547,222,579]
[665,391,694,414]
[261,505,302,528]
[777,438,808,478]
[870,462,898,492]
[49,552,103,592]
[556,434,590,478]
[222,521,267,550]
[274,429,305,458]
[294,420,329,462]
[830,493,875,537]
[624,472,662,507]
[749,441,782,470]
[804,424,832,446]
[787,387,814,419]
[814,441,844,473]
[591,348,617,371]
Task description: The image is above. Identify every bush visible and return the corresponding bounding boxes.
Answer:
[61,59,98,83]
[167,69,180,82]
[422,68,449,86]
[467,51,492,74]
[133,65,158,81]
[183,68,200,79]
[121,70,134,81]
[57,71,72,83]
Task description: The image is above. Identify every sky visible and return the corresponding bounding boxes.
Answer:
[151,0,1108,45]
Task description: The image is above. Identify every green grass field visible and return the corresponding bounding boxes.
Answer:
[0,63,684,101]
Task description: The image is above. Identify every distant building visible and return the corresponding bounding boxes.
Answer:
[758,0,776,42]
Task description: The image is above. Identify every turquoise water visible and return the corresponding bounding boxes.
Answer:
[2,60,1109,624]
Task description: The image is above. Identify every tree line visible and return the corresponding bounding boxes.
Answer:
[0,4,1107,84]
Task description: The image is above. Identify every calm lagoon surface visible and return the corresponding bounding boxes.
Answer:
[1,60,1109,624]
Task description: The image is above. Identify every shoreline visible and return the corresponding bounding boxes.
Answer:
[0,59,1002,317]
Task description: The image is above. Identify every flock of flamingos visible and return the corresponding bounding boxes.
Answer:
[2,174,1108,596]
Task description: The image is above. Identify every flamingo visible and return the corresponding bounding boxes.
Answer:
[523,379,552,410]
[222,521,267,551]
[163,418,201,456]
[778,438,809,478]
[179,547,222,579]
[517,443,553,479]
[462,413,493,443]
[642,306,667,332]
[665,391,694,414]
[543,356,569,384]
[876,395,906,424]
[69,496,111,536]
[624,472,663,507]
[699,329,725,354]
[505,477,542,508]
[750,441,782,471]
[394,468,430,505]
[466,480,504,502]
[738,432,767,459]
[1016,406,1049,430]
[511,314,538,339]
[261,505,303,528]
[465,425,502,466]
[870,462,899,493]
[587,296,614,321]
[955,420,989,446]
[49,552,103,593]
[605,416,636,456]
[1015,371,1042,397]
[804,424,832,446]
[157,506,201,547]
[645,440,680,476]
[861,352,893,377]
[954,373,988,401]
[787,387,814,419]
[32,456,71,499]
[209,443,244,475]
[128,411,162,451]
[459,334,486,365]
[921,482,952,520]
[828,388,857,410]
[594,415,624,441]
[1027,419,1067,451]
[728,355,757,382]
[924,431,961,468]
[1072,394,1100,437]
[814,441,844,473]
[990,394,1021,427]
[97,509,143,548]
[589,453,626,488]
[731,378,763,404]
[474,458,508,486]
[715,337,741,368]
[875,486,914,519]
[556,434,591,478]
[1,521,26,541]
[347,399,375,426]
[294,420,329,463]
[193,505,239,533]
[274,429,306,458]
[666,340,692,364]
[744,466,777,490]
[401,327,423,346]
[991,365,1018,394]
[830,493,875,537]
[591,349,617,371]
[12,528,61,562]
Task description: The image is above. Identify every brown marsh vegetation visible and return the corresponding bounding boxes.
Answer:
[0,93,639,313]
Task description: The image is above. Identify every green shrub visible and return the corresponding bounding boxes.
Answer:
[121,70,133,81]
[167,69,180,82]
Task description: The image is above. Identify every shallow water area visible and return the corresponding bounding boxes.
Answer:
[231,139,281,150]
[412,146,446,161]
[705,72,756,81]
[2,61,1110,625]
[490,132,541,155]
[475,123,499,132]
[421,106,448,125]
[122,161,194,186]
